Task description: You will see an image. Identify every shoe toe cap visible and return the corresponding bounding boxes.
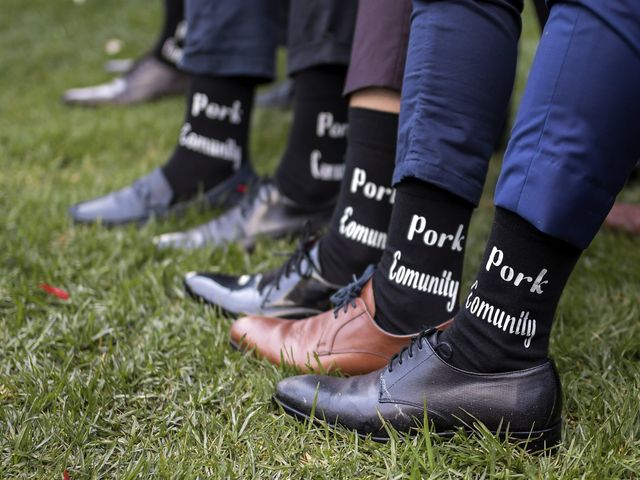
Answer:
[229,314,285,351]
[184,271,228,303]
[185,272,263,315]
[62,79,127,106]
[275,375,333,418]
[69,187,144,225]
[229,315,259,348]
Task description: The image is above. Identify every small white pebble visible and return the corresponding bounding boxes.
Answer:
[105,38,124,55]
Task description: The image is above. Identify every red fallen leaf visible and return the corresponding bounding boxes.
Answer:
[63,470,70,480]
[39,284,70,301]
[235,183,248,194]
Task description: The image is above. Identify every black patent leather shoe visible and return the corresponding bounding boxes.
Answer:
[274,330,562,452]
[154,180,334,250]
[183,227,343,318]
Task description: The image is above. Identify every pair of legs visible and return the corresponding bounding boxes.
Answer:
[70,0,358,247]
[185,0,412,316]
[225,0,640,450]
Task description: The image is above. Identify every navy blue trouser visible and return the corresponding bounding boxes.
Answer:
[397,0,640,249]
[496,0,640,248]
[180,0,282,79]
[180,0,357,81]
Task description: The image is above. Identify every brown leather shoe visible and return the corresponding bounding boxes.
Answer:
[229,267,453,376]
[603,202,640,234]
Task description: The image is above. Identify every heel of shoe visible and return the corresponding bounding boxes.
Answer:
[507,420,562,454]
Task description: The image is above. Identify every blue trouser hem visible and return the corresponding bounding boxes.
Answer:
[287,39,353,76]
[286,0,357,75]
[393,156,485,207]
[181,52,275,80]
[495,0,640,249]
[393,0,521,209]
[495,158,615,250]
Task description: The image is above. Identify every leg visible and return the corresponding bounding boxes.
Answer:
[154,0,359,251]
[151,0,186,67]
[230,0,514,372]
[185,0,411,330]
[442,0,640,371]
[63,0,189,106]
[273,0,358,208]
[276,0,640,451]
[69,0,281,226]
[373,0,521,334]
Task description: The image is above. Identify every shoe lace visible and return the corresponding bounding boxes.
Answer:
[329,264,376,319]
[387,329,452,373]
[257,222,318,302]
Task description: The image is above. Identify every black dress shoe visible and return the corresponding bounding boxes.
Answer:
[274,330,562,452]
[63,55,188,107]
[153,180,334,250]
[69,163,256,226]
[183,228,343,317]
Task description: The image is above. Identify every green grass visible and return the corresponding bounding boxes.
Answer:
[1,1,640,478]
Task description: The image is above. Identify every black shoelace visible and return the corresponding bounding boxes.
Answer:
[329,264,376,319]
[258,223,318,304]
[387,329,453,373]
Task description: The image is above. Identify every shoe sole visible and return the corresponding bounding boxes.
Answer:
[272,395,562,454]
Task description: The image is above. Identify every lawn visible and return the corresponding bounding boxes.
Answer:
[1,1,639,478]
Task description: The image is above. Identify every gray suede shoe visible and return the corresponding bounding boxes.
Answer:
[153,180,333,250]
[69,163,256,226]
[63,56,187,107]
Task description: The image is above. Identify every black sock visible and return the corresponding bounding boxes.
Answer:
[441,208,581,373]
[318,108,397,285]
[274,66,349,209]
[151,0,186,67]
[162,75,255,203]
[373,179,473,335]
